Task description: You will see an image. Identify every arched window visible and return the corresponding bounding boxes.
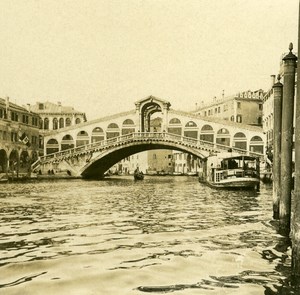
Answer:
[75,118,81,124]
[44,118,49,130]
[66,118,72,127]
[59,118,64,128]
[53,118,58,130]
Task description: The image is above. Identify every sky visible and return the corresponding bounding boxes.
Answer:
[0,0,298,120]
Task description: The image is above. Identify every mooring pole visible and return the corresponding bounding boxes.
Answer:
[272,75,283,219]
[279,43,297,235]
[291,0,300,282]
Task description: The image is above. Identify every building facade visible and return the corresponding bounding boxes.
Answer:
[194,89,265,126]
[29,101,87,132]
[0,97,40,176]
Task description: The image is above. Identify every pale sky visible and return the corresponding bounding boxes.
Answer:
[0,0,298,119]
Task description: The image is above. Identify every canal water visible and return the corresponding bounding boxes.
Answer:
[0,176,294,294]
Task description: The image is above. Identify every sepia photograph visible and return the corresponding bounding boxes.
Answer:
[0,0,300,294]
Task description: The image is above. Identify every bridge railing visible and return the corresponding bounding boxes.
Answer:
[39,132,264,163]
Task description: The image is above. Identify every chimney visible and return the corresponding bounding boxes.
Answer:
[26,103,31,112]
[57,101,62,112]
[270,75,276,87]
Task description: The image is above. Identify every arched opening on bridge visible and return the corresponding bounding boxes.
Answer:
[76,131,89,147]
[122,119,135,135]
[46,138,59,154]
[0,149,7,173]
[200,124,214,142]
[9,150,19,173]
[106,123,120,139]
[61,134,75,150]
[140,102,162,132]
[184,121,198,138]
[233,132,247,150]
[168,118,182,135]
[20,150,30,173]
[216,128,230,146]
[92,127,104,142]
[249,136,264,154]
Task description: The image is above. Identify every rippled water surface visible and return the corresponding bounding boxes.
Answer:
[0,176,294,294]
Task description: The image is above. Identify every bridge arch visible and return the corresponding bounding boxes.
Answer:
[80,140,208,179]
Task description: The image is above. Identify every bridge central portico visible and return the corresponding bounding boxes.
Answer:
[36,96,266,178]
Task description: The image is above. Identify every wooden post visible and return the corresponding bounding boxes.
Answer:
[291,0,300,282]
[272,75,283,219]
[279,43,297,235]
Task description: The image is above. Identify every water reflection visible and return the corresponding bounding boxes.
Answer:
[0,177,295,294]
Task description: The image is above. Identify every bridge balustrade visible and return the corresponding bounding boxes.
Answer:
[38,132,264,165]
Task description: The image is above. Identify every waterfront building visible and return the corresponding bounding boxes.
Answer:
[0,97,40,176]
[194,89,265,126]
[173,151,198,174]
[28,101,87,155]
[28,101,87,133]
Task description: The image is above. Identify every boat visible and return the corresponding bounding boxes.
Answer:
[198,153,260,190]
[134,168,144,180]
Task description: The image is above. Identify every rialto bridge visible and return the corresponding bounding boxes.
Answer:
[34,96,266,179]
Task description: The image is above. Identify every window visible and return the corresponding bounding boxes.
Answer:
[204,111,207,116]
[236,115,242,123]
[259,104,263,110]
[237,102,241,109]
[218,107,220,113]
[39,103,44,110]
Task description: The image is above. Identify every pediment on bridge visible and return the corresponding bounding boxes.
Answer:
[135,95,171,109]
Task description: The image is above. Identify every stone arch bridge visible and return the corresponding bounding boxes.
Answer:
[34,96,266,179]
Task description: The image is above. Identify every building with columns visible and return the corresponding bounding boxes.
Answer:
[28,101,87,133]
